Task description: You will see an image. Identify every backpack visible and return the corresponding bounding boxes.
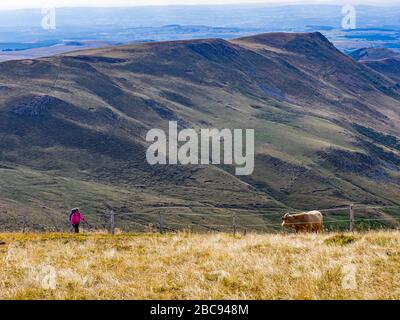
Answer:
[69,208,78,222]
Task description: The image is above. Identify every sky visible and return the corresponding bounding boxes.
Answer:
[0,0,399,10]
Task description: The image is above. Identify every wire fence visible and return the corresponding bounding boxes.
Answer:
[2,204,400,234]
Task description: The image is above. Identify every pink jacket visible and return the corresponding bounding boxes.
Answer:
[70,211,85,225]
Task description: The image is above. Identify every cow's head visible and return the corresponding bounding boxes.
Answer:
[281,213,295,228]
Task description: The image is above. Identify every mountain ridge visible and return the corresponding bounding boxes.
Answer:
[1,32,400,230]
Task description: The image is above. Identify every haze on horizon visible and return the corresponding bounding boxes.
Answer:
[0,0,399,10]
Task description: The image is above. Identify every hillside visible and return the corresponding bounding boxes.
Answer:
[1,32,400,230]
[0,231,399,299]
[349,48,400,61]
[349,47,400,83]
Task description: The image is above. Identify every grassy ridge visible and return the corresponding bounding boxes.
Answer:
[0,231,399,300]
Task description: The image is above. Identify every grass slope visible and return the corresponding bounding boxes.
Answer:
[0,231,399,300]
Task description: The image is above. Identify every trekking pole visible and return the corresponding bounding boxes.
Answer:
[85,220,93,230]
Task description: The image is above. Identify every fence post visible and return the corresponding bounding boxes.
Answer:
[233,215,237,236]
[159,212,164,234]
[110,210,115,235]
[349,204,355,232]
[22,216,27,233]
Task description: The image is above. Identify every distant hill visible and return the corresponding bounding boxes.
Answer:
[349,48,400,61]
[1,32,400,231]
[349,48,400,83]
[2,5,400,64]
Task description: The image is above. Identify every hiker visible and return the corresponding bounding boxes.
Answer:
[69,208,86,233]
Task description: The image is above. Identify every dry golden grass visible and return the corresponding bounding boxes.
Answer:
[0,231,399,300]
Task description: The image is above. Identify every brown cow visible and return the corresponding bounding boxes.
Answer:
[282,210,324,233]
